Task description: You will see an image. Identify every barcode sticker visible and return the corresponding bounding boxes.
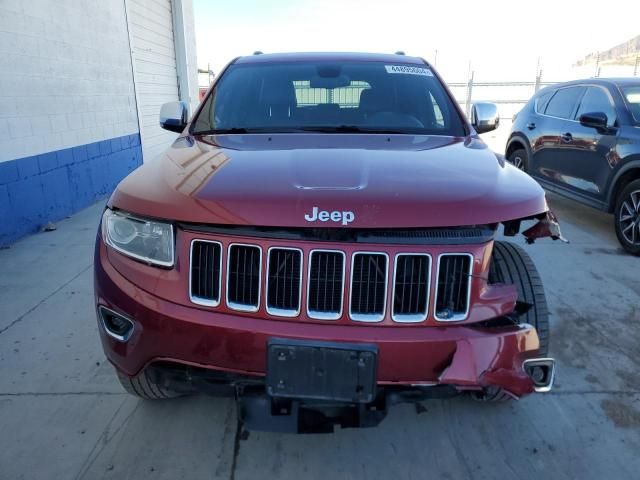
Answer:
[385,65,433,76]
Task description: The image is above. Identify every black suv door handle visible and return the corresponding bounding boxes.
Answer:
[527,122,536,130]
[561,132,573,143]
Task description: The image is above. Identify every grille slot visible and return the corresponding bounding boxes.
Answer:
[435,254,472,321]
[350,253,388,322]
[307,250,345,320]
[392,254,430,322]
[266,248,302,316]
[226,244,262,311]
[190,240,222,306]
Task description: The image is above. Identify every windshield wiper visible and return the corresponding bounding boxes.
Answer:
[192,127,249,135]
[193,127,308,135]
[299,125,412,134]
[193,126,418,135]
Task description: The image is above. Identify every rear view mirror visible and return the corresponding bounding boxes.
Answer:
[310,75,351,89]
[579,112,608,132]
[160,101,188,133]
[471,102,500,134]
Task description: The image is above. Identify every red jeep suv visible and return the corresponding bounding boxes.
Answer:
[94,52,560,433]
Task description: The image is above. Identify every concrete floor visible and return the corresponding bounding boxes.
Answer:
[1,192,639,480]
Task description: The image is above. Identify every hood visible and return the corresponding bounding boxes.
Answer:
[109,134,548,228]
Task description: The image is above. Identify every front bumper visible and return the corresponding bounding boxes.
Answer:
[95,238,544,399]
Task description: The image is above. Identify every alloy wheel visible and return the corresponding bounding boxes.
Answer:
[512,155,525,170]
[619,190,640,246]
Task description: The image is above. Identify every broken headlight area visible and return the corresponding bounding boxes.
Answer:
[503,210,568,244]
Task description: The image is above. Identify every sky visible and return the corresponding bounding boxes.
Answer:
[193,0,639,82]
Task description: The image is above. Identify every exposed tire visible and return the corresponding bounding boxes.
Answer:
[488,241,550,356]
[508,148,528,172]
[471,241,550,402]
[116,369,182,400]
[614,179,640,256]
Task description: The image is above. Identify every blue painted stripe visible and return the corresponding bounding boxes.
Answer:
[0,133,143,246]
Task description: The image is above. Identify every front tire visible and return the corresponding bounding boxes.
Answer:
[508,148,528,172]
[472,241,550,402]
[116,369,182,400]
[614,179,640,256]
[489,241,550,356]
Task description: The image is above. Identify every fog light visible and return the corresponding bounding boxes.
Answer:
[530,366,546,383]
[523,358,556,393]
[98,306,134,342]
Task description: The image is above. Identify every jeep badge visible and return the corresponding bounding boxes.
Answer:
[304,206,355,226]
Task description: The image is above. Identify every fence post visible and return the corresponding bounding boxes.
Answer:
[535,70,542,93]
[634,53,639,76]
[465,71,474,118]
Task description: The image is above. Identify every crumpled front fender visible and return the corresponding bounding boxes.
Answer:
[438,327,538,397]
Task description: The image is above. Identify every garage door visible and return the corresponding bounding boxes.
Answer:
[127,0,180,162]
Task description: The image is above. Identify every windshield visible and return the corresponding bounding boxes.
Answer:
[621,85,640,123]
[192,61,466,136]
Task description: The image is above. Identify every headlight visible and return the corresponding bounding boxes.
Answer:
[102,209,174,267]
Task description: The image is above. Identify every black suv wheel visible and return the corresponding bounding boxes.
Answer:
[614,179,640,256]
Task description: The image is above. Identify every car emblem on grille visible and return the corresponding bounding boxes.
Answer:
[304,206,355,226]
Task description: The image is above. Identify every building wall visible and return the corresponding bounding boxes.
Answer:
[127,0,180,162]
[0,0,198,246]
[0,0,142,245]
[173,0,201,114]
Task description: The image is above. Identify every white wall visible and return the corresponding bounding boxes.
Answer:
[0,0,139,163]
[126,0,180,162]
[173,0,200,114]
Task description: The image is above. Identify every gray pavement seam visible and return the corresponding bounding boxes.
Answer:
[0,390,637,397]
[0,264,92,336]
[0,392,126,396]
[73,398,141,480]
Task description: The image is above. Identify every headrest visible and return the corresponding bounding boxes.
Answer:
[259,78,297,108]
[359,88,392,112]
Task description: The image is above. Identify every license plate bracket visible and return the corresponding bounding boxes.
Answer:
[266,338,378,403]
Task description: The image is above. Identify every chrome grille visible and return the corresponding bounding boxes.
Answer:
[226,244,262,311]
[266,248,302,316]
[435,254,472,321]
[190,240,222,306]
[189,238,473,323]
[392,254,430,322]
[307,250,345,320]
[350,253,388,322]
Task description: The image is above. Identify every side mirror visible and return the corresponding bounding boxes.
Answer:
[579,111,608,132]
[471,102,500,134]
[159,101,188,133]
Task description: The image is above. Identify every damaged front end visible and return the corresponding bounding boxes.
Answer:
[504,210,568,244]
[237,332,557,433]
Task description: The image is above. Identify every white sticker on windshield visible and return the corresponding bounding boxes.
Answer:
[385,65,433,76]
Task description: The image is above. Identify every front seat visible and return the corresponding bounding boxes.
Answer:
[256,78,297,125]
[359,88,393,120]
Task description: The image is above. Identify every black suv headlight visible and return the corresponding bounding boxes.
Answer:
[101,209,174,267]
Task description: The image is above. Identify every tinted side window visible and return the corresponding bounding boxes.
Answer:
[575,86,616,126]
[622,86,640,123]
[535,90,553,114]
[544,87,585,119]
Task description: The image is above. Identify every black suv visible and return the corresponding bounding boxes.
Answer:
[506,78,640,254]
